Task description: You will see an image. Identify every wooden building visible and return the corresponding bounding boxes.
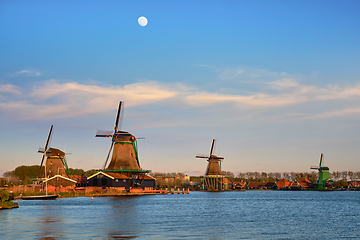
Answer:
[43,175,77,187]
[232,181,247,190]
[277,178,291,189]
[87,171,155,190]
[298,177,313,189]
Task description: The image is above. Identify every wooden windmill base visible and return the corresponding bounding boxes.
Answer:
[196,175,232,191]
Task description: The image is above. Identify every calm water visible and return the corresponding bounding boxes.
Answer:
[1,191,359,239]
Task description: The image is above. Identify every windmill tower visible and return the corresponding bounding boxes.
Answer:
[38,125,71,179]
[96,101,150,177]
[310,153,331,190]
[196,139,231,190]
[196,139,223,176]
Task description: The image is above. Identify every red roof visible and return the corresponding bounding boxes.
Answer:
[105,172,132,179]
[350,181,360,187]
[140,174,156,180]
[277,178,291,188]
[233,182,246,187]
[70,175,82,181]
[298,177,313,188]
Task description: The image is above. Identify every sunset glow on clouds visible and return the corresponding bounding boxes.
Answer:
[1,76,360,122]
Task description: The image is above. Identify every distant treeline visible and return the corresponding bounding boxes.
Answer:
[149,172,189,188]
[2,165,359,186]
[222,171,360,182]
[3,165,98,185]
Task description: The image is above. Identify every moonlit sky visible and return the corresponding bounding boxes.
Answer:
[1,1,359,176]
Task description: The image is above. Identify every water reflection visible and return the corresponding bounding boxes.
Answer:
[4,192,360,239]
[37,204,64,239]
[108,230,138,239]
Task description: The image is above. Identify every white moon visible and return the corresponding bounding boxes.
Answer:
[138,16,148,27]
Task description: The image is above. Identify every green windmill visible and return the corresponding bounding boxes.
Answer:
[310,153,331,190]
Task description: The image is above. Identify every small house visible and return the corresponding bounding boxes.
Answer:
[43,175,77,187]
[87,171,155,190]
[277,178,291,189]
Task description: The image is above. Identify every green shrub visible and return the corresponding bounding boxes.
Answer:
[0,190,10,202]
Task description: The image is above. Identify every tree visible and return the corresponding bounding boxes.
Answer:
[237,172,246,179]
[222,171,234,178]
[274,172,282,181]
[341,171,348,180]
[331,171,341,181]
[348,171,354,181]
[261,172,267,180]
[85,169,98,177]
[68,168,85,176]
[11,165,44,182]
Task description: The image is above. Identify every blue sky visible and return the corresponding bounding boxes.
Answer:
[1,0,359,176]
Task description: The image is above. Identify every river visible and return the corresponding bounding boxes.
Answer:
[1,191,359,239]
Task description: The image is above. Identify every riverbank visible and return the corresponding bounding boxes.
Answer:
[10,187,190,199]
[0,201,19,210]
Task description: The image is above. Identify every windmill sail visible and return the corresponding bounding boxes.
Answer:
[38,125,70,178]
[38,125,53,178]
[96,101,141,171]
[196,139,223,176]
[310,153,331,190]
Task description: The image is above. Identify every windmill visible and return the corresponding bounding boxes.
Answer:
[196,139,231,190]
[196,139,224,176]
[310,153,331,190]
[96,101,148,175]
[38,125,71,179]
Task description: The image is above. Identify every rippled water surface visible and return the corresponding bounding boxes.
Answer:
[1,191,360,239]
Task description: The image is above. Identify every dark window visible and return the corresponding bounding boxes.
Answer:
[93,179,98,186]
[102,179,107,186]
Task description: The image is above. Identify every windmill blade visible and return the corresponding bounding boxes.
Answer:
[103,141,115,170]
[114,101,123,132]
[196,154,209,159]
[38,154,46,178]
[38,147,45,153]
[319,153,323,167]
[95,130,114,138]
[38,125,53,178]
[118,101,124,132]
[209,139,215,156]
[38,147,52,153]
[44,125,53,152]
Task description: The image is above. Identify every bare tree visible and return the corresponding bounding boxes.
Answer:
[331,171,341,181]
[341,171,348,181]
[274,172,282,180]
[348,171,354,181]
[222,171,234,178]
[237,172,246,179]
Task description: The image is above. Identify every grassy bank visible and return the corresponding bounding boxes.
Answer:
[0,190,19,209]
[0,201,19,209]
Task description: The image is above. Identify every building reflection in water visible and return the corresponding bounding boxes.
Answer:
[105,196,141,239]
[37,204,64,240]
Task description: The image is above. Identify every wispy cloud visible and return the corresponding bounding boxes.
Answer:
[0,73,360,122]
[12,69,42,77]
[305,108,360,119]
[185,80,360,108]
[0,84,22,95]
[0,80,178,120]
